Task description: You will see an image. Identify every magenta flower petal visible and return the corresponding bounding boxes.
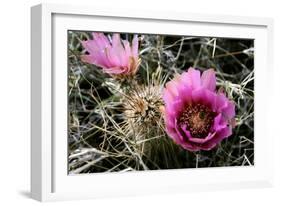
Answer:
[214,95,226,115]
[174,120,188,142]
[201,68,216,91]
[184,67,201,89]
[165,80,180,99]
[178,84,193,104]
[81,41,111,67]
[80,54,108,68]
[92,33,110,49]
[223,101,236,119]
[132,35,139,57]
[123,40,131,59]
[112,34,126,66]
[163,68,236,151]
[81,32,140,76]
[165,99,184,120]
[174,125,197,151]
[212,114,227,131]
[105,47,121,66]
[191,88,208,104]
[187,132,216,144]
[202,127,232,150]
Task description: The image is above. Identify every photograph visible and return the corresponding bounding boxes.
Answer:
[67,31,254,174]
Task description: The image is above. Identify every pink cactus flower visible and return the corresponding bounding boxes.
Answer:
[163,68,235,151]
[81,33,140,76]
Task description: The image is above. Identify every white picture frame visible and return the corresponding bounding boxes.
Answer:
[31,3,274,202]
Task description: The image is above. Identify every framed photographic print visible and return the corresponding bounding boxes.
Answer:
[31,3,274,201]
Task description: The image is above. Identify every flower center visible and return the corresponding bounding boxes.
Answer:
[179,103,215,139]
